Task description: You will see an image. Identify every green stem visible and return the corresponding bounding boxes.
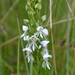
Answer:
[30,61,33,75]
[51,64,54,75]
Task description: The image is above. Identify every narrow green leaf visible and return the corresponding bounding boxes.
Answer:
[33,66,38,75]
[17,17,29,75]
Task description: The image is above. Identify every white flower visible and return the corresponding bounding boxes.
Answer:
[29,35,39,51]
[43,53,52,70]
[23,35,29,41]
[41,40,50,53]
[20,25,28,38]
[23,47,32,63]
[41,40,49,47]
[37,26,48,38]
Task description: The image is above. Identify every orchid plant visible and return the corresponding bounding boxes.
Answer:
[20,0,52,70]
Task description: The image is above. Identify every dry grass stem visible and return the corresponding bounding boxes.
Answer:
[44,17,75,27]
[0,35,19,48]
[50,0,57,75]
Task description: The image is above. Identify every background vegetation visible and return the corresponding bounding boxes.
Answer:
[0,0,75,75]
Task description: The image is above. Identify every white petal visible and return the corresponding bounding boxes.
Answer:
[40,32,43,38]
[29,35,39,42]
[20,33,25,38]
[28,56,30,63]
[37,26,43,31]
[33,35,39,41]
[23,36,29,41]
[23,25,28,32]
[38,45,41,49]
[41,40,49,47]
[23,37,26,41]
[45,48,48,54]
[46,61,50,70]
[26,36,29,39]
[42,28,48,35]
[33,44,35,51]
[23,47,32,52]
[43,53,52,59]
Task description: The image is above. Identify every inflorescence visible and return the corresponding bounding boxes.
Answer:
[20,0,52,70]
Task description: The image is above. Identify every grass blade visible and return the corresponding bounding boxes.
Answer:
[17,17,29,75]
[66,0,71,75]
[17,38,20,75]
[0,50,2,75]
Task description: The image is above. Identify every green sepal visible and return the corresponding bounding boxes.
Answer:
[30,55,34,61]
[38,0,41,3]
[23,19,29,24]
[41,15,46,22]
[35,3,42,10]
[42,61,46,69]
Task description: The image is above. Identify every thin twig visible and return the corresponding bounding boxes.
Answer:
[0,35,19,48]
[50,0,57,75]
[53,18,74,25]
[66,0,74,18]
[44,17,75,27]
[0,0,20,24]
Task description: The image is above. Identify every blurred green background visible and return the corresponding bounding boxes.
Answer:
[0,0,75,75]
